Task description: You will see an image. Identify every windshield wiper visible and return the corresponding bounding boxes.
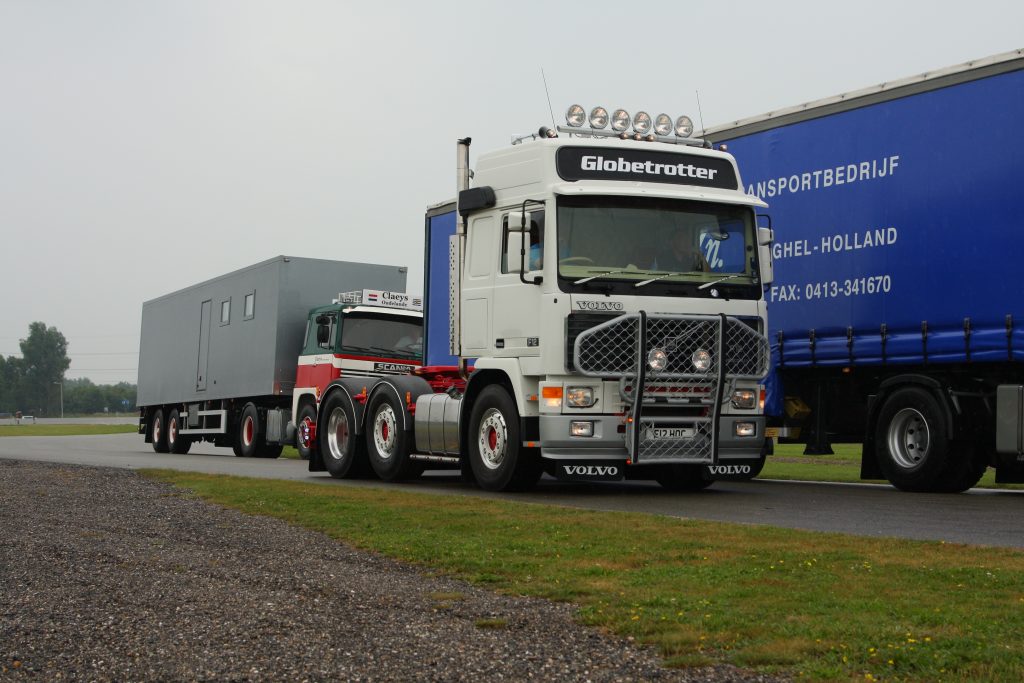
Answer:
[574,269,644,285]
[697,274,748,290]
[633,271,700,289]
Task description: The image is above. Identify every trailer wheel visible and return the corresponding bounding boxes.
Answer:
[655,464,713,492]
[319,392,367,478]
[295,402,317,461]
[150,408,169,453]
[167,409,191,455]
[365,390,418,481]
[236,404,261,458]
[875,387,955,492]
[468,385,542,492]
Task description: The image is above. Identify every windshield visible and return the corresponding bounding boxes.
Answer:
[557,195,759,293]
[341,313,423,361]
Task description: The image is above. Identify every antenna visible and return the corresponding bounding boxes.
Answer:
[695,89,706,137]
[541,68,556,128]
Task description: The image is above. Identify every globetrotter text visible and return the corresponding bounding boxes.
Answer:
[581,155,720,181]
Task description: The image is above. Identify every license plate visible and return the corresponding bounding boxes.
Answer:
[648,427,695,440]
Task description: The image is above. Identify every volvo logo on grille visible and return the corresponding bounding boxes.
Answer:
[576,300,623,312]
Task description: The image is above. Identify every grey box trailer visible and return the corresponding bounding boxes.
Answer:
[138,256,407,456]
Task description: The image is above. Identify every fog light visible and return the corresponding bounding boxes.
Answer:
[648,348,668,371]
[570,421,594,437]
[566,386,596,408]
[735,421,756,437]
[731,389,756,409]
[692,349,712,372]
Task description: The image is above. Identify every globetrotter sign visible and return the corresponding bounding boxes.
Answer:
[556,146,738,190]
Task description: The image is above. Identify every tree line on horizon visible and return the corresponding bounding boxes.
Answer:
[0,322,136,416]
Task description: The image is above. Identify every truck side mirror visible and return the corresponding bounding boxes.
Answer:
[757,226,774,286]
[504,230,527,274]
[316,323,331,346]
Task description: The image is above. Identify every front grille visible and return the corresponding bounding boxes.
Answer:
[565,312,618,371]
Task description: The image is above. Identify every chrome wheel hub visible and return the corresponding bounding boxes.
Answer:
[477,408,507,471]
[326,408,350,461]
[373,405,397,460]
[887,407,930,469]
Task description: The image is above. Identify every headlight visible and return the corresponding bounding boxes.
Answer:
[565,386,596,408]
[692,349,712,372]
[611,109,630,132]
[589,106,609,129]
[647,348,667,372]
[654,113,672,136]
[675,115,694,137]
[632,111,652,135]
[731,389,757,409]
[565,104,586,127]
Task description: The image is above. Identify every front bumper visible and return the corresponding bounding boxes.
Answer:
[539,414,764,463]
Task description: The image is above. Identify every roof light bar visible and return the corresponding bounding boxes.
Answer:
[557,104,705,145]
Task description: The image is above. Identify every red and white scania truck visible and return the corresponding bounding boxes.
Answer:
[307,108,774,491]
[137,256,424,458]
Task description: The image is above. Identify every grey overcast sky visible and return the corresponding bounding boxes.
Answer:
[1,1,1021,384]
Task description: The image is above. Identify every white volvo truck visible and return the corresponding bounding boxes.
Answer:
[309,106,774,491]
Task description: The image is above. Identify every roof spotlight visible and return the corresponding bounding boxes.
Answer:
[654,113,673,136]
[589,106,609,129]
[675,115,694,138]
[632,111,652,135]
[611,109,630,132]
[565,104,586,127]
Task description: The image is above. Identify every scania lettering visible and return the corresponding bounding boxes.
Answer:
[308,105,774,491]
[707,49,1024,491]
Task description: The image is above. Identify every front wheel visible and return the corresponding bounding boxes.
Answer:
[295,402,318,461]
[468,385,542,492]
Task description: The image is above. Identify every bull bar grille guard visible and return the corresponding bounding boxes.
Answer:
[572,312,769,464]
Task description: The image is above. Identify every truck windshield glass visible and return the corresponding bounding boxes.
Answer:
[340,313,423,361]
[556,195,758,291]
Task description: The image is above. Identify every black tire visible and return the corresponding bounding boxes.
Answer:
[875,387,963,492]
[467,385,542,492]
[364,389,418,481]
[232,440,244,457]
[150,408,169,454]
[167,409,191,455]
[256,443,283,459]
[319,392,367,478]
[295,402,318,461]
[935,442,988,493]
[655,464,713,491]
[236,403,261,458]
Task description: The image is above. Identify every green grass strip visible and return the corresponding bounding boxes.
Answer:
[143,469,1024,681]
[0,424,137,437]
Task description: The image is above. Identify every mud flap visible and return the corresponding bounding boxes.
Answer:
[702,457,765,481]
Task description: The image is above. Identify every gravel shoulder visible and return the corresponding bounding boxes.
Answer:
[0,460,781,682]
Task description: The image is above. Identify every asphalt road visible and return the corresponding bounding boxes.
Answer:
[2,433,1021,549]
